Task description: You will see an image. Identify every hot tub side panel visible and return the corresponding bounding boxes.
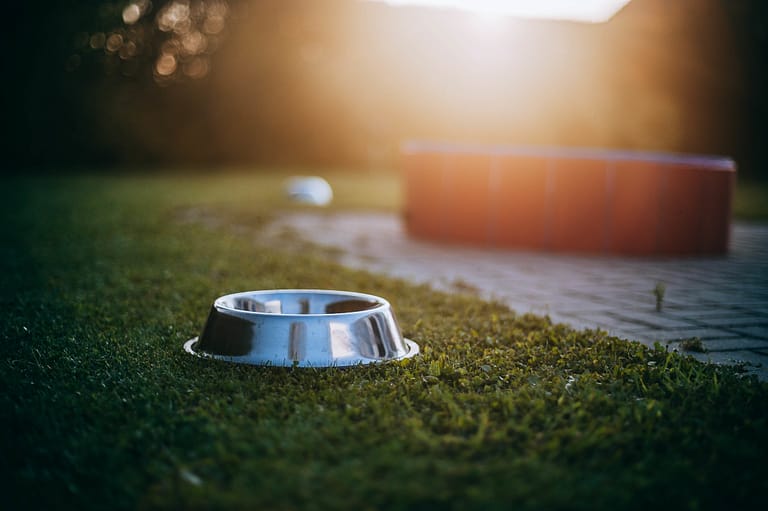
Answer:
[697,168,734,254]
[608,160,664,255]
[402,151,445,240]
[444,153,494,245]
[493,155,549,250]
[548,158,611,253]
[402,146,734,256]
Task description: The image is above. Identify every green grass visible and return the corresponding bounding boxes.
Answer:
[734,179,768,221]
[2,171,767,511]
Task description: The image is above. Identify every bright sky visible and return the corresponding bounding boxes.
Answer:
[364,0,633,23]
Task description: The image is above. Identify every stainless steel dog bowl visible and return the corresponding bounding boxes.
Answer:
[184,289,419,367]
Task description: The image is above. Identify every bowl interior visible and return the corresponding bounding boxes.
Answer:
[219,291,383,315]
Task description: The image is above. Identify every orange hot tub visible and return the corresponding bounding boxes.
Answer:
[402,142,736,256]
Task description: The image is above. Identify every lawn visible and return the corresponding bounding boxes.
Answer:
[733,179,768,221]
[2,170,767,511]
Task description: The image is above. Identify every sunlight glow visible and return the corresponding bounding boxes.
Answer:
[364,0,632,23]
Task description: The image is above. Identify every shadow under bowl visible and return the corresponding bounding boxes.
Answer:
[184,289,419,367]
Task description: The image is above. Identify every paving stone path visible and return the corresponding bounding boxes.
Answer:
[270,213,768,380]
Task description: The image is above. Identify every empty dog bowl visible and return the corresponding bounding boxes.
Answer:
[184,289,419,367]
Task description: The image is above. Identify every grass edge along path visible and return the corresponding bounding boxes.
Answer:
[1,174,767,511]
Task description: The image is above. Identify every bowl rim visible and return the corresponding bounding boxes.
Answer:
[183,336,420,367]
[212,289,391,318]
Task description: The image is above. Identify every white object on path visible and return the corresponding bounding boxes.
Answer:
[285,176,333,206]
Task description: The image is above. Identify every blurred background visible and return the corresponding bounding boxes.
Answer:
[3,0,766,179]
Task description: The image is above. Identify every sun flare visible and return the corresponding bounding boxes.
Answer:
[364,0,632,23]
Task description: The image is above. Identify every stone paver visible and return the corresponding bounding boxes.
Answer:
[269,213,768,380]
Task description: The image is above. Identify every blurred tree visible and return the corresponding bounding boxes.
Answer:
[3,0,236,171]
[721,0,768,181]
[2,0,766,177]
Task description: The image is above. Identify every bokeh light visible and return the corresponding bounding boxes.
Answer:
[157,1,191,33]
[182,56,210,79]
[71,1,230,84]
[155,53,177,76]
[89,32,105,49]
[150,0,229,82]
[105,33,123,53]
[181,30,207,56]
[122,5,141,25]
[119,40,138,59]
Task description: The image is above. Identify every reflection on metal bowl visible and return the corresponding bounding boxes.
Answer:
[184,289,419,367]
